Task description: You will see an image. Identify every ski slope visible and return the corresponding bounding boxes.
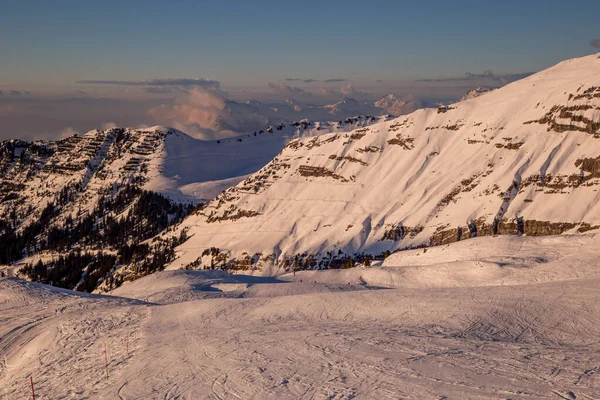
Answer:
[2,234,600,399]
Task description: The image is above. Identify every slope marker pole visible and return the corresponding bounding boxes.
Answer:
[104,343,109,380]
[30,376,36,400]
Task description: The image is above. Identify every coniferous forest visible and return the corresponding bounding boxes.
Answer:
[0,183,198,292]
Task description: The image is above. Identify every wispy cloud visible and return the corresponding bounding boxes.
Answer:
[101,122,118,130]
[143,87,175,94]
[592,39,600,48]
[416,70,533,85]
[285,78,318,83]
[76,78,220,89]
[268,82,311,97]
[58,127,79,138]
[339,84,369,97]
[148,86,232,139]
[0,104,16,116]
[10,90,22,96]
[285,78,346,83]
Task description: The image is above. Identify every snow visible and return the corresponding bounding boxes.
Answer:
[166,52,600,270]
[3,52,600,399]
[459,87,498,102]
[146,117,388,202]
[3,234,600,398]
[374,93,435,116]
[0,114,386,254]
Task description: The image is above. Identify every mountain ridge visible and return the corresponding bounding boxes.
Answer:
[157,52,600,275]
[3,52,600,292]
[0,115,388,289]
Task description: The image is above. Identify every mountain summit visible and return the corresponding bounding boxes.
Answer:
[163,52,600,273]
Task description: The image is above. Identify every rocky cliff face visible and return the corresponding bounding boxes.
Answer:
[165,53,600,273]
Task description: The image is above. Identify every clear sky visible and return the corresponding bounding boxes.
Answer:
[1,0,599,140]
[2,0,599,87]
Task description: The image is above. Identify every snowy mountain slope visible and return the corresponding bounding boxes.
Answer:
[374,93,436,116]
[4,234,600,398]
[459,86,498,102]
[0,116,387,291]
[170,94,416,138]
[0,126,206,289]
[291,234,600,289]
[114,234,600,298]
[0,126,187,227]
[164,52,600,272]
[0,116,386,215]
[146,115,389,201]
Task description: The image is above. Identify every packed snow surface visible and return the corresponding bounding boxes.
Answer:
[2,234,600,399]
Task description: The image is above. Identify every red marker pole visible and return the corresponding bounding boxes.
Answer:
[104,343,109,380]
[30,376,35,400]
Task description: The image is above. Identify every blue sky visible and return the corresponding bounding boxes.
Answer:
[1,0,599,140]
[2,0,599,88]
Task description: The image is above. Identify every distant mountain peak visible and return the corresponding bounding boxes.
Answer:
[459,86,499,102]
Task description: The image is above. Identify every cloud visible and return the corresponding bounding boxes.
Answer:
[143,87,175,94]
[77,78,222,96]
[268,82,370,99]
[465,70,495,79]
[58,127,79,138]
[284,78,348,84]
[592,39,600,48]
[74,90,88,97]
[339,84,369,97]
[316,88,337,97]
[268,82,311,97]
[285,78,318,83]
[10,90,21,96]
[148,86,230,139]
[416,70,533,85]
[0,90,3,96]
[102,122,118,130]
[76,78,220,88]
[0,104,16,116]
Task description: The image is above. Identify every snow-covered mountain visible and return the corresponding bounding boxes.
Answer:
[321,94,432,119]
[186,95,428,137]
[0,116,388,290]
[374,93,435,116]
[459,86,499,102]
[323,97,367,115]
[5,53,600,291]
[0,126,204,289]
[0,115,386,224]
[159,52,600,274]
